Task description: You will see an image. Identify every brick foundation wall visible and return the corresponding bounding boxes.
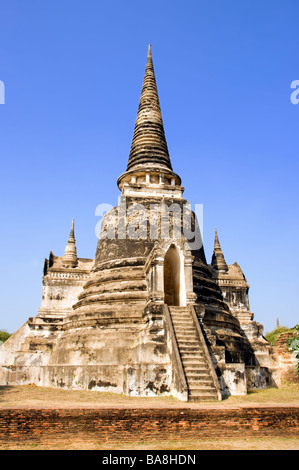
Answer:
[0,408,298,443]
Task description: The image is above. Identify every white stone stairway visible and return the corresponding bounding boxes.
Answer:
[169,306,220,401]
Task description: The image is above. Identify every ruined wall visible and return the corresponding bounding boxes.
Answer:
[1,408,298,445]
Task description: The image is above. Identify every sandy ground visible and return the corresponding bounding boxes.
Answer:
[1,436,299,451]
[0,383,299,409]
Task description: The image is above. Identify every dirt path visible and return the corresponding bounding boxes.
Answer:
[1,383,299,409]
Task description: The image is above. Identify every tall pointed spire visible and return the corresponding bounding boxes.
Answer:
[126,44,172,172]
[63,219,78,268]
[211,228,228,272]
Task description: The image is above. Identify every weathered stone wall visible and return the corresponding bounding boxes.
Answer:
[0,408,298,444]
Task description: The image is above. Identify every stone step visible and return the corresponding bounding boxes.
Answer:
[173,327,195,332]
[189,385,217,393]
[188,379,214,386]
[170,311,192,315]
[172,325,194,331]
[188,394,218,402]
[169,307,189,311]
[180,349,204,355]
[176,337,199,344]
[177,337,202,343]
[189,393,217,402]
[175,334,199,340]
[170,309,191,314]
[182,355,206,362]
[171,319,194,324]
[173,327,195,333]
[186,371,212,378]
[179,345,203,351]
[182,356,207,371]
[181,359,206,366]
[173,324,195,328]
[177,337,199,343]
[181,351,206,361]
[180,349,205,356]
[178,342,203,348]
[182,363,208,371]
[172,323,194,329]
[177,340,199,345]
[169,313,191,318]
[172,323,194,328]
[173,328,195,334]
[175,332,198,337]
[184,371,209,378]
[189,393,218,401]
[184,368,210,376]
[170,311,192,316]
[182,359,207,368]
[184,364,209,370]
[180,350,204,357]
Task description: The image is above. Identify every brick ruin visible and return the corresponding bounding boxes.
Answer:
[0,45,286,401]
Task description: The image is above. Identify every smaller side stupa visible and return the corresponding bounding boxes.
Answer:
[211,228,276,388]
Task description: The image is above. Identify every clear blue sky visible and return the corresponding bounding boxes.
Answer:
[0,0,298,334]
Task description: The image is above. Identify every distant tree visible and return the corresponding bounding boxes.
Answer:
[265,326,291,345]
[0,330,11,344]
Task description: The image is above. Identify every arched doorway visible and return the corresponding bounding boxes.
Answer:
[164,245,181,306]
